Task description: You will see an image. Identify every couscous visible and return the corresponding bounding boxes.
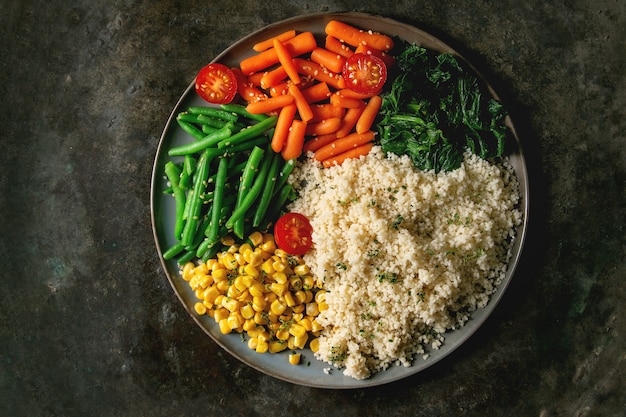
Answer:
[287,146,522,379]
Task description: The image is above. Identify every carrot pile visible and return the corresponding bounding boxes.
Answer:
[232,20,394,167]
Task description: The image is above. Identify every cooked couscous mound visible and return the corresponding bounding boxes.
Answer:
[287,146,522,379]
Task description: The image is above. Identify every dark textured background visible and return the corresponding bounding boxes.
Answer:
[1,1,625,416]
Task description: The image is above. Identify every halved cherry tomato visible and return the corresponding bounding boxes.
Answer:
[274,213,313,256]
[341,53,387,95]
[195,63,238,104]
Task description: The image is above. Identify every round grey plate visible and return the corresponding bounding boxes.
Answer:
[150,12,529,389]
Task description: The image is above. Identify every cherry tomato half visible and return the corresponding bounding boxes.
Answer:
[341,53,388,95]
[195,63,237,104]
[274,213,313,256]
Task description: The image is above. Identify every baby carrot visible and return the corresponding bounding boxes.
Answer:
[260,66,288,89]
[293,58,346,90]
[310,47,346,74]
[335,104,365,138]
[240,31,317,75]
[310,103,345,123]
[270,82,290,97]
[271,103,297,153]
[321,141,374,167]
[325,20,394,51]
[303,133,338,153]
[273,38,301,85]
[314,130,375,161]
[253,29,296,52]
[305,117,342,136]
[300,82,332,103]
[281,119,307,160]
[325,35,354,58]
[335,88,377,100]
[245,94,294,114]
[329,92,363,109]
[288,83,314,122]
[231,67,268,103]
[355,95,382,134]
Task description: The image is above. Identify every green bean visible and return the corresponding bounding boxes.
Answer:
[264,183,294,226]
[180,151,212,246]
[176,249,196,265]
[202,124,219,135]
[168,124,233,156]
[177,112,206,125]
[205,136,267,160]
[162,241,186,260]
[225,151,272,233]
[216,116,277,149]
[183,154,196,176]
[176,118,206,141]
[232,146,265,238]
[205,157,229,246]
[187,106,239,122]
[273,158,296,197]
[164,161,186,240]
[252,153,280,227]
[220,103,269,122]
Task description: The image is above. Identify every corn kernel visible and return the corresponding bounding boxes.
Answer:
[306,302,320,316]
[242,318,256,332]
[275,328,290,341]
[212,268,228,282]
[272,260,286,273]
[247,336,258,350]
[213,307,229,322]
[182,262,195,281]
[216,279,230,293]
[227,313,243,330]
[198,274,213,289]
[195,262,209,275]
[222,297,239,312]
[241,303,255,319]
[288,323,306,338]
[270,340,288,353]
[311,318,323,333]
[261,259,275,275]
[218,318,232,334]
[294,290,307,304]
[260,239,276,253]
[248,281,265,298]
[221,253,238,270]
[299,317,312,331]
[220,235,235,246]
[292,304,305,314]
[194,302,207,315]
[318,301,329,311]
[203,286,220,304]
[270,298,287,315]
[293,333,308,349]
[309,337,320,353]
[289,276,302,291]
[283,292,297,307]
[302,276,315,290]
[293,264,309,276]
[254,311,268,325]
[252,296,267,312]
[288,353,301,365]
[255,338,269,353]
[315,290,326,303]
[243,264,259,278]
[270,282,288,297]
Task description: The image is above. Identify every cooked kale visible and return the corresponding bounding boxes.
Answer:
[376,43,508,172]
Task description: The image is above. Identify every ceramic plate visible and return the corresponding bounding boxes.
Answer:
[151,12,529,389]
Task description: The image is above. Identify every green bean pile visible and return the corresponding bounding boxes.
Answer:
[162,104,296,265]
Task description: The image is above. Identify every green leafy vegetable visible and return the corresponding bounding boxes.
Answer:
[376,43,508,172]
